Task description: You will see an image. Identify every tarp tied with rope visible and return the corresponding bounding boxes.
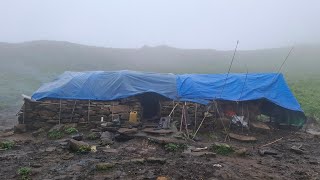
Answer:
[177,73,302,112]
[32,70,303,113]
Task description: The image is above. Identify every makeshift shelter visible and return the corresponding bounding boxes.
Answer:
[20,70,305,130]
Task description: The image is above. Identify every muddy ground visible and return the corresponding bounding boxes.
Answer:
[0,124,320,180]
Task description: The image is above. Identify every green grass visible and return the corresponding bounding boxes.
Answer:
[289,79,320,121]
[77,145,91,154]
[88,133,99,140]
[211,144,234,155]
[164,143,187,152]
[65,127,78,135]
[47,130,63,139]
[18,167,31,180]
[0,141,15,150]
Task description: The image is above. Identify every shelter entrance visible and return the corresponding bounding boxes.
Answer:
[138,93,162,121]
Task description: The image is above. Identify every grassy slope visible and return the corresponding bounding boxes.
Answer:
[0,41,319,120]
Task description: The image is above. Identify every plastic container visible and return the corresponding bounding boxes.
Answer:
[129,111,138,123]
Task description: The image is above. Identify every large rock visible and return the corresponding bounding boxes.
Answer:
[118,128,138,135]
[96,163,115,170]
[100,131,114,145]
[68,139,90,152]
[250,121,270,132]
[228,133,257,142]
[14,124,27,133]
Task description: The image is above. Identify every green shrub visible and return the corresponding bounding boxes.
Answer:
[0,141,15,150]
[77,145,91,154]
[88,133,98,140]
[212,144,234,155]
[48,130,63,139]
[65,127,78,134]
[18,167,31,180]
[164,143,187,152]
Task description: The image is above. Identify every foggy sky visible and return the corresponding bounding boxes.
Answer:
[0,0,319,50]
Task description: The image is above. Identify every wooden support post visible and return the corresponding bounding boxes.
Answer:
[70,100,77,122]
[194,103,197,131]
[87,100,90,122]
[59,99,62,125]
[179,103,184,132]
[23,99,25,124]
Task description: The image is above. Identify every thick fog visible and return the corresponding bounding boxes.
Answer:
[0,0,319,50]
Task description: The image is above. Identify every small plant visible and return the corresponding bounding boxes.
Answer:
[18,167,31,180]
[77,145,91,154]
[164,143,186,152]
[88,133,98,140]
[0,141,15,150]
[48,130,63,139]
[212,144,234,155]
[65,127,78,134]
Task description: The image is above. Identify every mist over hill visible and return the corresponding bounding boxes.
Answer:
[1,40,320,127]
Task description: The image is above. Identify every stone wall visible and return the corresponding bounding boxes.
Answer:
[19,97,142,130]
[160,101,217,128]
[19,96,235,131]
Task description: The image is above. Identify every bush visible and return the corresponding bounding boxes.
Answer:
[0,141,15,150]
[88,133,99,140]
[65,127,78,134]
[48,130,63,139]
[212,144,234,155]
[18,167,31,180]
[164,143,186,152]
[77,145,91,154]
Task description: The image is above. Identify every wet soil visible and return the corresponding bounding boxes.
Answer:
[0,127,319,180]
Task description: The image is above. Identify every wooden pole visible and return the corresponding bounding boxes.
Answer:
[194,103,198,131]
[59,99,62,125]
[184,102,189,137]
[70,100,77,122]
[87,100,90,122]
[179,104,184,132]
[192,114,207,139]
[23,100,25,124]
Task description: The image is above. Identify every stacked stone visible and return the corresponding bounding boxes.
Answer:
[19,97,142,130]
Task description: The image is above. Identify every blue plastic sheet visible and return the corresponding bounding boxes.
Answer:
[177,73,302,112]
[32,71,303,112]
[32,70,177,101]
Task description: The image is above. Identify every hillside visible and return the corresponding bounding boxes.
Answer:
[1,41,320,127]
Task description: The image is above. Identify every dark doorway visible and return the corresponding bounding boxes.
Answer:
[138,93,162,121]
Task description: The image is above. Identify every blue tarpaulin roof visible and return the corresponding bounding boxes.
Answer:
[177,73,302,112]
[31,70,303,112]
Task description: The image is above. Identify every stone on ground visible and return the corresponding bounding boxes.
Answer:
[68,139,90,152]
[229,133,257,142]
[14,124,27,133]
[100,131,114,145]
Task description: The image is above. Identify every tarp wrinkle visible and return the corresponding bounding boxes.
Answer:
[31,70,303,112]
